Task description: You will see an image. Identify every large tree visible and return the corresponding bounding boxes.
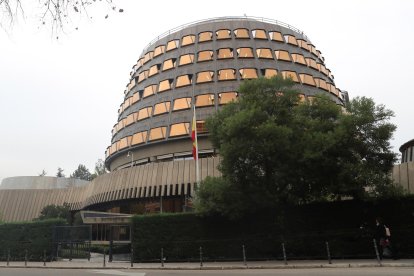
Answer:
[70,164,92,181]
[195,76,397,218]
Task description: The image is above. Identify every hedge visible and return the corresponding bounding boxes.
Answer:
[131,197,414,261]
[0,218,66,261]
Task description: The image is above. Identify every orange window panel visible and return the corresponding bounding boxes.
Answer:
[196,71,214,83]
[219,92,238,104]
[131,131,148,145]
[199,31,213,42]
[269,31,283,42]
[173,98,191,111]
[275,50,291,61]
[328,83,337,95]
[143,84,157,98]
[218,69,236,81]
[284,35,298,45]
[299,74,316,86]
[162,58,176,71]
[297,39,310,51]
[131,93,140,104]
[138,107,152,121]
[281,71,299,83]
[234,28,250,38]
[239,68,258,79]
[306,58,318,70]
[217,48,233,59]
[198,50,213,62]
[153,45,165,57]
[291,53,306,65]
[256,48,273,59]
[317,63,329,76]
[195,94,215,107]
[314,78,329,91]
[181,35,195,46]
[216,29,231,39]
[137,58,144,68]
[309,44,318,56]
[153,102,171,116]
[137,70,148,83]
[237,47,254,58]
[176,74,192,87]
[118,136,130,150]
[125,113,137,126]
[263,69,278,78]
[123,97,131,110]
[179,54,194,66]
[143,51,154,64]
[252,29,267,39]
[148,64,160,77]
[196,120,208,133]
[149,127,167,141]
[158,79,173,92]
[110,143,118,155]
[169,123,190,137]
[298,94,306,102]
[166,39,179,51]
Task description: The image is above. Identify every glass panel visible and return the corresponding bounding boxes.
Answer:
[239,68,258,79]
[158,79,173,92]
[153,45,165,57]
[281,71,299,82]
[196,94,215,107]
[306,58,318,70]
[176,74,192,87]
[198,50,214,62]
[173,98,191,111]
[166,39,179,51]
[252,29,267,39]
[269,31,283,42]
[131,92,140,104]
[263,69,277,78]
[275,50,291,61]
[143,51,154,64]
[219,92,238,104]
[138,106,153,120]
[196,71,214,83]
[162,58,176,71]
[216,29,231,39]
[181,35,195,46]
[143,84,157,98]
[217,48,233,59]
[149,127,167,141]
[237,47,254,58]
[170,123,190,137]
[154,101,171,115]
[234,28,249,38]
[178,54,194,66]
[131,131,147,145]
[256,48,273,59]
[138,70,148,83]
[218,69,236,81]
[199,31,213,42]
[291,53,306,65]
[297,39,309,51]
[299,74,316,86]
[148,64,160,77]
[284,35,298,45]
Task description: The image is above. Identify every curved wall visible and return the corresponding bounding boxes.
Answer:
[0,176,89,190]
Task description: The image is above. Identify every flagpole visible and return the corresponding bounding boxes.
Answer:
[194,106,200,187]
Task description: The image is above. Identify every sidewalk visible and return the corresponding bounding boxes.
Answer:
[1,258,414,270]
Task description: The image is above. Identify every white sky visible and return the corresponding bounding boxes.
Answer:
[1,0,413,183]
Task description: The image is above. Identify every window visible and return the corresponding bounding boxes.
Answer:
[149,127,167,141]
[131,92,140,104]
[237,47,254,58]
[127,78,136,92]
[143,51,154,64]
[275,50,291,61]
[219,92,238,104]
[252,29,267,39]
[216,29,231,39]
[199,31,213,42]
[297,39,309,51]
[110,143,117,155]
[239,68,258,79]
[162,58,176,71]
[196,71,214,83]
[218,69,236,81]
[153,45,165,57]
[308,44,318,56]
[317,63,329,76]
[284,35,297,45]
[281,71,299,82]
[256,48,273,59]
[181,35,195,46]
[138,106,152,121]
[299,74,316,86]
[305,58,318,70]
[196,120,208,133]
[217,48,233,59]
[158,79,173,92]
[197,50,214,62]
[173,98,191,111]
[166,39,179,51]
[153,101,171,116]
[118,136,131,150]
[170,122,190,137]
[176,74,193,87]
[148,64,160,77]
[123,97,131,110]
[143,84,157,98]
[328,83,337,95]
[131,131,147,145]
[291,53,306,65]
[314,78,329,91]
[262,68,278,78]
[137,70,148,83]
[269,31,283,42]
[137,58,144,68]
[195,94,215,107]
[178,54,194,66]
[234,28,249,38]
[125,112,137,126]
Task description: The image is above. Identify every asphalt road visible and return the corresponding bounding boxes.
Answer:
[1,268,414,276]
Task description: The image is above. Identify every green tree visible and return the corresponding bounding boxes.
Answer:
[70,164,92,181]
[195,76,397,218]
[36,203,71,222]
[38,169,47,176]
[91,159,107,180]
[56,167,65,177]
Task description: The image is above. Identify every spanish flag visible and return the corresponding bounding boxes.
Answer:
[191,106,198,160]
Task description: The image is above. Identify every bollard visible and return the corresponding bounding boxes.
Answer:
[161,248,164,268]
[242,245,247,266]
[281,243,287,265]
[325,241,332,264]
[103,248,106,267]
[7,248,10,266]
[43,250,46,266]
[373,239,381,266]
[199,246,203,268]
[25,249,28,267]
[130,248,134,268]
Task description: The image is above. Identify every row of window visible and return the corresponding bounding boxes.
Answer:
[120,69,340,115]
[113,92,238,136]
[401,146,414,163]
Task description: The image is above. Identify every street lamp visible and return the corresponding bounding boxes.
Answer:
[127,151,134,168]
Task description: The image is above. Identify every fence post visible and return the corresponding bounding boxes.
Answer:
[103,248,106,268]
[25,249,28,267]
[130,247,133,268]
[199,246,203,269]
[43,250,46,266]
[242,245,247,266]
[109,240,113,262]
[161,248,164,268]
[281,243,287,265]
[88,241,91,262]
[325,241,332,264]
[373,239,381,266]
[7,248,10,266]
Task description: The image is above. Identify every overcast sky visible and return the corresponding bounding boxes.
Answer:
[0,0,413,183]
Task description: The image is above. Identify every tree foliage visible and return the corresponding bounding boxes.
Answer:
[195,76,397,218]
[56,167,65,177]
[70,164,92,181]
[91,158,107,180]
[36,203,71,222]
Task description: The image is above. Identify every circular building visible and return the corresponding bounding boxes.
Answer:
[400,139,414,163]
[105,16,346,172]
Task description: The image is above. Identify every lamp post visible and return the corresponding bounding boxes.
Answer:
[127,151,134,168]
